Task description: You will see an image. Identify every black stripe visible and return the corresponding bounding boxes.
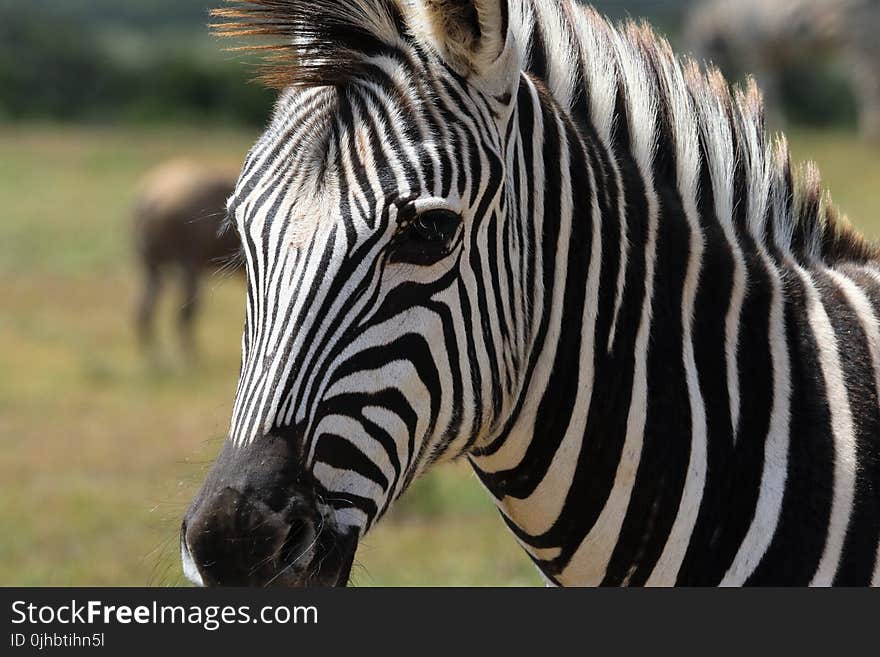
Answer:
[675,134,736,584]
[602,108,693,587]
[746,271,834,585]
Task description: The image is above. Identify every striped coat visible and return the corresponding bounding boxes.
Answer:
[183,0,880,587]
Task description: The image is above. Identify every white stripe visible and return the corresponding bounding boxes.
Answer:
[873,544,880,586]
[311,415,397,487]
[797,268,857,586]
[721,255,790,585]
[313,463,385,513]
[726,251,746,439]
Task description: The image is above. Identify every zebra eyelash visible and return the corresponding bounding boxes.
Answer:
[209,208,247,276]
[219,207,238,235]
[213,245,247,279]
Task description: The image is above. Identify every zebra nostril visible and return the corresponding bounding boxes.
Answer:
[280,515,317,566]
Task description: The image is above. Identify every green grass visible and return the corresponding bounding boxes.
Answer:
[1,124,878,587]
[788,129,880,237]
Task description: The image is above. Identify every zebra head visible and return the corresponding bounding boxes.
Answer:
[182,0,529,587]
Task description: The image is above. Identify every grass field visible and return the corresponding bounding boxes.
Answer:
[1,123,878,587]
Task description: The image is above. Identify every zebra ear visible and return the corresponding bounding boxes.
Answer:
[409,0,518,89]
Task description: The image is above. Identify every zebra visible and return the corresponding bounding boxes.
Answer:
[686,0,880,141]
[181,0,880,587]
[134,159,242,357]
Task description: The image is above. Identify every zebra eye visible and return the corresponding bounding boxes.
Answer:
[390,209,462,265]
[412,209,461,243]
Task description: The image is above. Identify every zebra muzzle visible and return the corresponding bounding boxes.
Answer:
[181,436,358,587]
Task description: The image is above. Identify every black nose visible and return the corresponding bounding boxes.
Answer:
[183,486,319,587]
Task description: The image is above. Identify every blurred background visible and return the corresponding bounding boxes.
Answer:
[1,0,878,586]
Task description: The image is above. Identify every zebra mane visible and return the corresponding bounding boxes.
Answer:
[214,0,878,266]
[212,0,409,87]
[518,3,879,266]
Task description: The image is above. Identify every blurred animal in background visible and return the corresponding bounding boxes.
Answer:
[686,0,880,141]
[133,159,241,358]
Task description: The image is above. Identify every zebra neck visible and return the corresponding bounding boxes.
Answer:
[468,65,762,583]
[465,0,880,587]
[468,71,634,517]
